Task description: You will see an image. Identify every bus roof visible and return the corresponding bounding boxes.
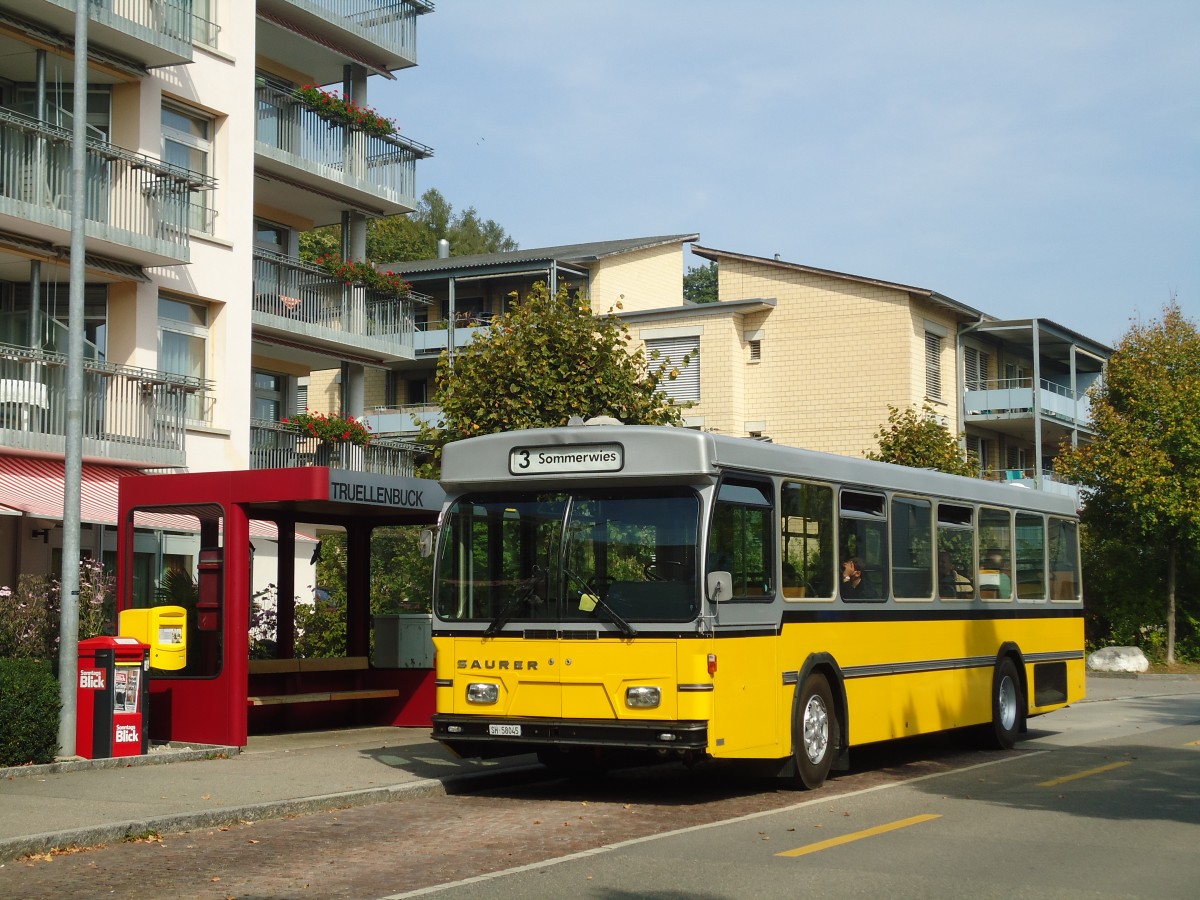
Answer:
[439,424,1079,517]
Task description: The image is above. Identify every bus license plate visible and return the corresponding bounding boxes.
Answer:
[489,723,521,736]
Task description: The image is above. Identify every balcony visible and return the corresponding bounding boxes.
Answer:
[0,109,211,267]
[0,338,209,469]
[253,250,430,364]
[250,419,422,476]
[964,378,1092,430]
[32,0,194,68]
[413,315,492,355]
[363,403,442,437]
[256,0,434,83]
[254,81,431,222]
[982,467,1081,504]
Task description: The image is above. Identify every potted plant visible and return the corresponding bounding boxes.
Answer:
[313,254,412,299]
[295,84,398,138]
[283,411,374,467]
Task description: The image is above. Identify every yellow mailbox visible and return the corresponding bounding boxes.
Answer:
[118,606,187,671]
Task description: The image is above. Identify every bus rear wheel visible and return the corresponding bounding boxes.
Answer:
[988,658,1023,750]
[793,673,836,790]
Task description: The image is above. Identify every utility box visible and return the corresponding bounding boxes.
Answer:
[77,636,150,759]
[373,614,434,668]
[119,605,187,671]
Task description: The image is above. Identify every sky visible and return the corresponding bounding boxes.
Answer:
[373,1,1199,348]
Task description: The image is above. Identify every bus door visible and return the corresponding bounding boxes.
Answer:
[706,477,782,756]
[558,491,700,725]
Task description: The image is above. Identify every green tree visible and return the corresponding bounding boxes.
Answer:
[299,188,517,266]
[684,261,718,304]
[419,282,688,465]
[1057,303,1200,664]
[865,404,978,477]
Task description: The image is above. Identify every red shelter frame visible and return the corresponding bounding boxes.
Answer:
[115,466,443,747]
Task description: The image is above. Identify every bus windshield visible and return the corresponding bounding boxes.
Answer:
[434,488,701,626]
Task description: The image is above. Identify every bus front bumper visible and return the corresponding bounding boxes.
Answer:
[431,714,708,754]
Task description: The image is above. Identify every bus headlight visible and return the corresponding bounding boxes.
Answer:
[467,682,499,704]
[625,686,661,709]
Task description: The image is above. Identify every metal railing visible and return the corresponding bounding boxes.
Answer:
[250,419,422,476]
[963,377,1091,425]
[306,0,432,58]
[49,0,195,44]
[0,108,212,258]
[253,250,429,349]
[254,81,431,203]
[0,340,210,460]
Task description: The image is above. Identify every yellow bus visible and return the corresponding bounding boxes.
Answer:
[430,422,1084,788]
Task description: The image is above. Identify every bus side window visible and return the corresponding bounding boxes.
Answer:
[839,490,887,601]
[781,481,834,598]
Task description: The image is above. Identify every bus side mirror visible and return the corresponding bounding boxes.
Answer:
[707,571,732,603]
[418,528,434,558]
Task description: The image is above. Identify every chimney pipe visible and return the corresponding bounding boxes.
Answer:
[438,239,450,259]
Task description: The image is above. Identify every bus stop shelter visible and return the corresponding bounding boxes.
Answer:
[115,466,443,747]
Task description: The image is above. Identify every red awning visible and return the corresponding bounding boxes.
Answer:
[0,456,286,538]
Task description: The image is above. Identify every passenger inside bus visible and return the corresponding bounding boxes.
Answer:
[938,551,973,599]
[840,556,878,600]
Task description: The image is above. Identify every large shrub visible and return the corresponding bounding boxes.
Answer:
[0,658,61,766]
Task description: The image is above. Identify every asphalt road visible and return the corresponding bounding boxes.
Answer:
[2,676,1197,900]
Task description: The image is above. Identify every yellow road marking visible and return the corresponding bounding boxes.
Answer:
[1038,760,1130,787]
[776,814,941,858]
[1187,739,1200,747]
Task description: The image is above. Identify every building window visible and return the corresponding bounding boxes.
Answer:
[158,294,209,422]
[964,346,990,391]
[748,339,762,362]
[646,336,699,404]
[924,331,943,401]
[162,101,214,234]
[253,371,286,422]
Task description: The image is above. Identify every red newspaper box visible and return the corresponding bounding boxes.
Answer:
[77,636,150,759]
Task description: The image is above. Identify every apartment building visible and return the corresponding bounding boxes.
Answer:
[365,238,1109,503]
[360,233,698,434]
[626,246,1110,500]
[0,1,433,589]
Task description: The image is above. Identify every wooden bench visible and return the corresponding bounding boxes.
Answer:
[247,656,401,706]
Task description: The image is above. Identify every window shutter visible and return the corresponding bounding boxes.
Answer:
[924,332,943,400]
[646,337,700,403]
[964,347,990,391]
[748,339,761,362]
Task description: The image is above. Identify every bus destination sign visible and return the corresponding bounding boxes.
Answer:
[510,443,624,475]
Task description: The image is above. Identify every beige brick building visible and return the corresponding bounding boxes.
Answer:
[368,236,1109,502]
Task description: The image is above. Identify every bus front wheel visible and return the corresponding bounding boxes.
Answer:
[793,673,837,789]
[988,658,1023,750]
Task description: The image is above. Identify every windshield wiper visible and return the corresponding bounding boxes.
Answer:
[484,566,544,637]
[563,566,637,637]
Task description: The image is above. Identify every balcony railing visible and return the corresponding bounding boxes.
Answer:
[253,250,430,357]
[0,108,213,265]
[306,0,433,59]
[982,467,1080,502]
[250,419,422,476]
[363,403,442,435]
[413,315,493,354]
[254,81,431,208]
[0,341,210,467]
[964,377,1092,427]
[47,0,195,43]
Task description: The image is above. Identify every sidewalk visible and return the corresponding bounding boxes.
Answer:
[3,673,1197,864]
[0,726,542,863]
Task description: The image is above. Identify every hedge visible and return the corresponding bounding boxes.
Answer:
[0,658,62,766]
